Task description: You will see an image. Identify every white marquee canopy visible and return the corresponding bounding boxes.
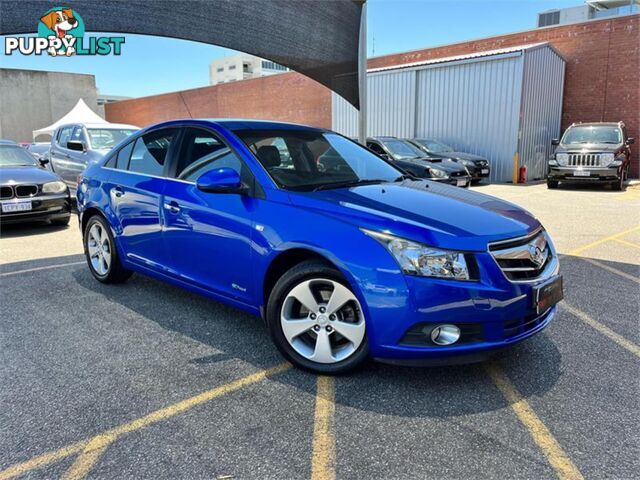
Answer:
[32,99,107,139]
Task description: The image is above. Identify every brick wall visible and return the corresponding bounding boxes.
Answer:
[106,14,639,176]
[105,72,332,129]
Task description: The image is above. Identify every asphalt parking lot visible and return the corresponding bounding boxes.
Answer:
[1,182,639,480]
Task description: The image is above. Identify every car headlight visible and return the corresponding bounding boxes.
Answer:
[556,153,569,166]
[599,153,615,166]
[429,167,448,179]
[42,181,67,194]
[362,229,470,280]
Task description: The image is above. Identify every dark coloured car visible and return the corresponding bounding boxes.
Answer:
[408,139,491,184]
[366,137,471,187]
[548,122,634,190]
[0,140,71,226]
[77,119,563,374]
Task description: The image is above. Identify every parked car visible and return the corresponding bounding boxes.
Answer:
[77,120,563,374]
[366,137,471,187]
[407,139,491,183]
[50,122,138,195]
[548,122,634,190]
[25,142,51,165]
[0,140,71,226]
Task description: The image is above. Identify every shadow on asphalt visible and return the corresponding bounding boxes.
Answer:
[0,220,72,238]
[64,261,567,419]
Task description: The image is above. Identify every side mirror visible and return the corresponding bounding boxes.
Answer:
[38,157,50,167]
[196,167,245,194]
[626,137,635,145]
[551,138,560,146]
[67,140,86,152]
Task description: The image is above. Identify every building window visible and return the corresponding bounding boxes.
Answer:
[538,10,560,27]
[216,67,223,73]
[228,65,236,70]
[261,60,287,71]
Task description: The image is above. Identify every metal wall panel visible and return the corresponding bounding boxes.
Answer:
[332,45,565,183]
[519,46,566,181]
[414,56,523,182]
[332,70,416,138]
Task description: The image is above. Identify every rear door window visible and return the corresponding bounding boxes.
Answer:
[115,140,135,170]
[128,129,177,176]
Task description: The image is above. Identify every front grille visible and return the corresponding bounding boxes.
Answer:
[450,170,467,177]
[15,185,38,197]
[489,230,552,281]
[0,186,13,199]
[568,153,602,167]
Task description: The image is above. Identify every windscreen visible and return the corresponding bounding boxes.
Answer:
[384,140,423,159]
[418,140,454,153]
[561,126,622,145]
[0,145,38,167]
[236,130,402,191]
[87,129,137,150]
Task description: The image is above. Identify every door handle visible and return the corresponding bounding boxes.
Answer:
[163,201,181,214]
[111,187,124,198]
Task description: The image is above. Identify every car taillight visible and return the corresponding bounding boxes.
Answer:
[77,174,83,185]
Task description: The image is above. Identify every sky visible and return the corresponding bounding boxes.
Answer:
[1,0,587,98]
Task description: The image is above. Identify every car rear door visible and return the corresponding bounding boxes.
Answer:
[161,126,255,303]
[107,128,178,272]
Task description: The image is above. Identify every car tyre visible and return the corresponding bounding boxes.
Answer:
[266,260,368,374]
[547,180,559,189]
[83,214,132,283]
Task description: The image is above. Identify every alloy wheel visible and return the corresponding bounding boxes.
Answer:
[280,278,365,364]
[87,223,111,276]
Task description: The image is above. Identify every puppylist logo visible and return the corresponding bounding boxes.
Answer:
[4,7,125,57]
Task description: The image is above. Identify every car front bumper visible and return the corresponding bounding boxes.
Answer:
[467,164,491,180]
[549,166,621,183]
[360,250,560,364]
[432,175,472,187]
[0,193,71,224]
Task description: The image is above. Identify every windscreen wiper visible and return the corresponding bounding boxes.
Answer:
[313,179,388,191]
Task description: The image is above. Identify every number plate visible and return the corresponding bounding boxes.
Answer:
[574,170,590,177]
[481,169,489,174]
[1,200,32,213]
[456,179,467,187]
[534,276,563,315]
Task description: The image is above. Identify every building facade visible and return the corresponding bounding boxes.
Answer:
[538,0,638,27]
[0,68,100,142]
[209,54,288,85]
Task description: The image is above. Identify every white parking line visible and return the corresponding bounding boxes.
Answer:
[0,261,85,277]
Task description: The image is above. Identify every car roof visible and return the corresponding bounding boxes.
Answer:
[139,118,328,133]
[0,139,17,145]
[569,122,621,128]
[369,136,398,141]
[56,122,139,130]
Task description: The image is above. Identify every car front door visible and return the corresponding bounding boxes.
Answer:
[63,125,90,191]
[107,128,177,272]
[162,126,255,303]
[50,125,76,186]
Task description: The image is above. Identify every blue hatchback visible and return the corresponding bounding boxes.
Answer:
[77,119,563,373]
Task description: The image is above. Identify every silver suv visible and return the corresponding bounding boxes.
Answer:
[50,122,138,194]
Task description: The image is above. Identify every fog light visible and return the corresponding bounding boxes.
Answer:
[430,324,461,346]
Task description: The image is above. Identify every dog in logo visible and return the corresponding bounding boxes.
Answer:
[40,9,78,56]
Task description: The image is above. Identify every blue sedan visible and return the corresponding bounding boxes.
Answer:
[76,119,563,373]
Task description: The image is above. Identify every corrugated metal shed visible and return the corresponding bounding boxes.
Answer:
[332,43,566,183]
